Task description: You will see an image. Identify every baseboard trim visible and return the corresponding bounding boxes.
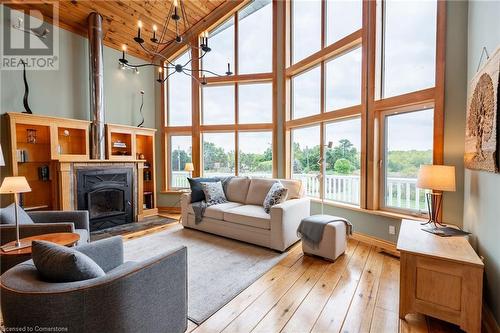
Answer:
[158,206,181,214]
[482,302,499,333]
[350,232,400,257]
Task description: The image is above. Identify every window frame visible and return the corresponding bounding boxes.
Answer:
[162,0,277,191]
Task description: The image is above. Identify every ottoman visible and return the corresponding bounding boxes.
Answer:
[301,216,347,261]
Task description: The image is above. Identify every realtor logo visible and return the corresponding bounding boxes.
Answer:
[1,2,59,70]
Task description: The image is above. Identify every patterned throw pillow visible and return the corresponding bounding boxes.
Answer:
[263,182,288,214]
[200,181,227,206]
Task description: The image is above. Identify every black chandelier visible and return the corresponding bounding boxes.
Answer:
[118,0,232,85]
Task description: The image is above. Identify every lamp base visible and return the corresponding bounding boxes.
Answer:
[0,240,31,252]
[420,192,446,228]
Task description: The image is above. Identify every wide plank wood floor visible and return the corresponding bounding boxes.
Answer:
[185,237,464,333]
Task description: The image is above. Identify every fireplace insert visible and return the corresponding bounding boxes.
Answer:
[76,168,133,231]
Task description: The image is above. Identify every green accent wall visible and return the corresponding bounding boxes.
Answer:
[464,0,500,323]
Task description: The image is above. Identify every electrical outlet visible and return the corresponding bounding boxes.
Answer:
[389,225,396,235]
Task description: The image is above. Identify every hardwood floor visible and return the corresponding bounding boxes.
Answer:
[184,238,464,333]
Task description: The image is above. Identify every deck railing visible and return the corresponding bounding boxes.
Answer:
[171,171,426,210]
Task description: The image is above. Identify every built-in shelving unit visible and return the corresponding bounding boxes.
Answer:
[5,113,90,211]
[106,124,157,218]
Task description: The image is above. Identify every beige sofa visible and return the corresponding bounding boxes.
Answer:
[181,177,310,252]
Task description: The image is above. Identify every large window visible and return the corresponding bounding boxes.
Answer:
[291,66,321,119]
[381,0,437,98]
[202,132,235,177]
[325,118,361,205]
[167,50,192,126]
[169,136,192,189]
[291,126,321,198]
[238,131,273,177]
[383,109,433,212]
[202,85,235,125]
[286,0,443,216]
[325,47,362,111]
[202,18,235,77]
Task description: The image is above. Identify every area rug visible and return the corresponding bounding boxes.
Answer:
[90,216,178,241]
[123,224,287,324]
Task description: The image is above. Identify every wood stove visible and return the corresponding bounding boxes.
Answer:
[76,167,133,231]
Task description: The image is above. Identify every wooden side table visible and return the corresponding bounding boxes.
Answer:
[397,219,484,333]
[0,232,80,257]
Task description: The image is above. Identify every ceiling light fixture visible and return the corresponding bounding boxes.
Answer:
[118,0,232,85]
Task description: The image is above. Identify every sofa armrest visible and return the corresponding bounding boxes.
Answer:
[28,211,89,231]
[270,198,311,251]
[0,223,74,245]
[75,236,124,272]
[180,193,192,227]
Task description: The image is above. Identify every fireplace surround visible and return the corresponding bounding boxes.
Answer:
[76,167,133,231]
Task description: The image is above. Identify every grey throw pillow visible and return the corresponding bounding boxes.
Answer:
[32,240,106,282]
[200,181,227,206]
[0,203,34,225]
[263,182,288,214]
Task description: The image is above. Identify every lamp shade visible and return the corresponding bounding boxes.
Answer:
[416,165,456,192]
[0,176,32,194]
[0,144,4,167]
[184,162,194,172]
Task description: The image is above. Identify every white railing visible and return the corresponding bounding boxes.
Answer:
[171,171,426,210]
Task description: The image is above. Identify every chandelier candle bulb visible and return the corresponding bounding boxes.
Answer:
[152,24,157,42]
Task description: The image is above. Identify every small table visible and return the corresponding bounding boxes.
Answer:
[0,232,80,256]
[397,220,483,333]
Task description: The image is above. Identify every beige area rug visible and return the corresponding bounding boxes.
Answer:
[123,224,287,324]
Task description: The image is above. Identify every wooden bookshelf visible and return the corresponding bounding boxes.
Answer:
[5,113,90,211]
[106,124,157,218]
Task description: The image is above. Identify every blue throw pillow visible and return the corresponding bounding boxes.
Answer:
[188,177,220,203]
[0,203,34,225]
[32,240,106,282]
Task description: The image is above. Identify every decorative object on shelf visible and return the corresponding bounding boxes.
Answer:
[38,165,50,181]
[184,162,194,178]
[416,165,456,228]
[139,153,145,160]
[144,169,151,181]
[137,90,145,128]
[20,60,33,114]
[118,0,232,85]
[0,144,4,167]
[26,128,37,144]
[16,149,27,163]
[0,176,32,251]
[62,129,70,136]
[465,46,499,173]
[112,141,127,148]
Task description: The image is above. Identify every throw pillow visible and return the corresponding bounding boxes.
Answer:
[0,203,34,225]
[188,177,220,203]
[200,181,227,206]
[263,182,288,214]
[32,240,106,282]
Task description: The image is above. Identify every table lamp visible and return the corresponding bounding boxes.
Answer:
[184,162,194,178]
[416,165,456,228]
[0,176,32,249]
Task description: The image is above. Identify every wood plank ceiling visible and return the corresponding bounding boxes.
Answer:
[6,0,227,60]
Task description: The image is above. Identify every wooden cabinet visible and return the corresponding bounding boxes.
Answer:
[397,219,484,333]
[106,124,157,219]
[5,113,90,211]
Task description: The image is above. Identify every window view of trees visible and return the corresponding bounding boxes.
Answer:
[239,132,273,177]
[202,132,235,176]
[385,109,434,211]
[170,136,192,188]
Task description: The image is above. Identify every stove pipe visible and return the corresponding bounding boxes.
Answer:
[87,12,105,160]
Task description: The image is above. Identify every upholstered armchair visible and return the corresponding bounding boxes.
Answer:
[1,236,188,333]
[0,210,90,274]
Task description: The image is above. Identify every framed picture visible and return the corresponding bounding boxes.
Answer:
[465,46,500,172]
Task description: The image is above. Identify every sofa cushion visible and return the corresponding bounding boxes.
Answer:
[32,240,105,282]
[188,201,242,220]
[279,179,304,199]
[245,178,278,206]
[224,205,271,230]
[75,228,89,244]
[201,181,227,206]
[263,183,288,214]
[0,203,34,225]
[188,177,220,203]
[225,177,251,203]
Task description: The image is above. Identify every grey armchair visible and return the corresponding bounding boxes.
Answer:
[1,236,188,333]
[0,210,90,274]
